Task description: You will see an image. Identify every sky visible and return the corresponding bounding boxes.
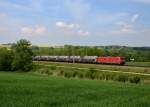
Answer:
[0,0,150,46]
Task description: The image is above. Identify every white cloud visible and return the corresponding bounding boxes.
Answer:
[21,26,46,36]
[21,27,33,35]
[114,21,136,34]
[56,21,80,30]
[0,13,8,18]
[131,14,139,22]
[56,21,90,36]
[35,26,46,34]
[0,27,7,32]
[78,30,89,36]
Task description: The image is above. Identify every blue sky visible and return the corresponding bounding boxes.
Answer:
[0,0,150,46]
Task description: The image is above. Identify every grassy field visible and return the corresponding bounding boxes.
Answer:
[35,61,150,74]
[33,62,150,84]
[126,62,150,67]
[0,71,150,107]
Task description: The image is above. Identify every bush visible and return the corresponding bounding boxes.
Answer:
[92,72,101,80]
[85,71,93,79]
[129,76,141,84]
[64,71,73,78]
[50,66,56,70]
[85,68,98,79]
[76,72,84,79]
[57,70,64,76]
[72,71,78,77]
[11,39,33,71]
[105,73,115,80]
[47,71,53,76]
[38,68,49,74]
[115,75,128,83]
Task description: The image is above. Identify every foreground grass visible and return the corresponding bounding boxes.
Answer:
[0,72,150,107]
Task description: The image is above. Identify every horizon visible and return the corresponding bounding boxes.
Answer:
[0,0,150,46]
[1,42,150,48]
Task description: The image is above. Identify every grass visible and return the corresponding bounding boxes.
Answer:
[35,61,150,74]
[0,71,150,107]
[126,62,150,67]
[34,63,150,83]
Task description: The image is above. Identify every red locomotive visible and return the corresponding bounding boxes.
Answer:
[96,57,125,65]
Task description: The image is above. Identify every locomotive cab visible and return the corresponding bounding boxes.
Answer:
[119,57,125,65]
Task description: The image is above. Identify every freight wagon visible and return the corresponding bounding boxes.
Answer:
[33,56,125,65]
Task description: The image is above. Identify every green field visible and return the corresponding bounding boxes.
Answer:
[35,61,150,74]
[126,62,150,67]
[0,71,150,107]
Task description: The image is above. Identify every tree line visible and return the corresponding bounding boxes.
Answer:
[32,45,150,62]
[0,39,149,72]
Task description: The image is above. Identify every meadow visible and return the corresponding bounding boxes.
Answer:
[126,62,150,67]
[0,71,150,107]
[35,61,150,74]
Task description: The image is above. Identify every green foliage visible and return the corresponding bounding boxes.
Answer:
[129,76,141,84]
[0,48,13,71]
[64,71,74,78]
[50,66,57,70]
[11,39,33,71]
[115,75,128,83]
[57,70,64,76]
[76,72,84,79]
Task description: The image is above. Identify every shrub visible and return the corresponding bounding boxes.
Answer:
[115,75,128,83]
[129,76,141,84]
[38,68,49,74]
[76,72,84,79]
[11,39,33,71]
[85,68,98,79]
[50,66,56,70]
[64,71,73,78]
[85,71,93,79]
[57,70,64,76]
[95,73,103,80]
[89,68,97,73]
[92,72,100,80]
[105,73,115,80]
[72,71,78,77]
[48,71,53,76]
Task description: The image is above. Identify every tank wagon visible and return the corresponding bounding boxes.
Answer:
[33,56,125,65]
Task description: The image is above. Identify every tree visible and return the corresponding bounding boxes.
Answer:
[0,48,13,71]
[11,39,33,71]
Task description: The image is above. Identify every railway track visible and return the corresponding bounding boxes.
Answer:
[34,61,150,68]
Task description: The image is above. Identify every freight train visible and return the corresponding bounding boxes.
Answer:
[33,56,125,65]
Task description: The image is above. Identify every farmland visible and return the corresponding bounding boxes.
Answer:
[35,61,150,74]
[0,71,150,107]
[126,62,150,67]
[0,40,150,107]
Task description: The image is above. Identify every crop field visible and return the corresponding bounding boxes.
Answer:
[35,61,150,74]
[0,71,150,107]
[126,62,150,67]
